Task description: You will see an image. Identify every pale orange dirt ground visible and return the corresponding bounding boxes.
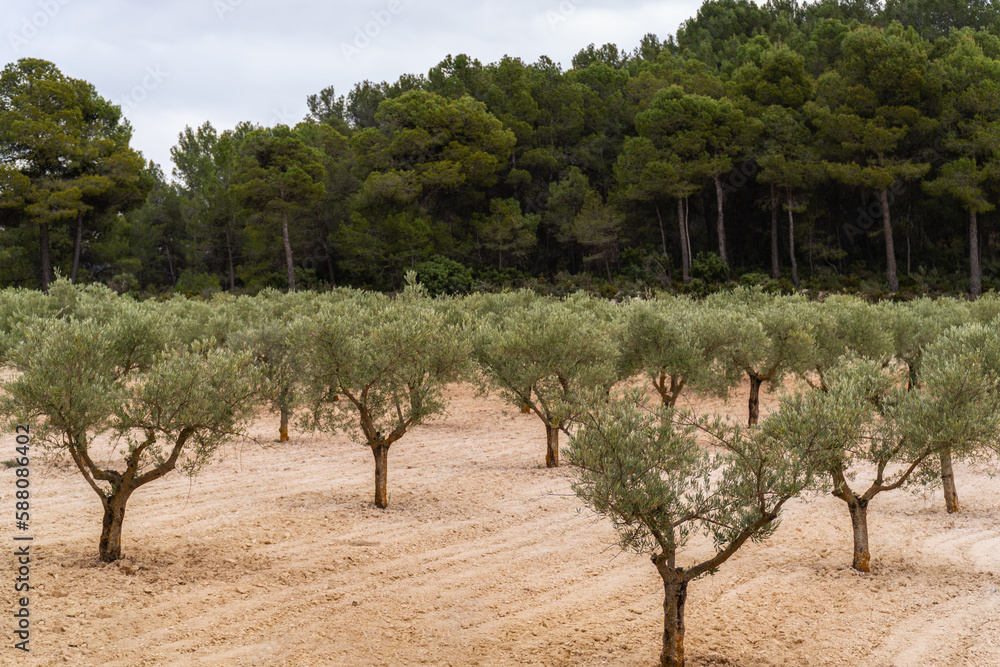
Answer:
[2,381,999,667]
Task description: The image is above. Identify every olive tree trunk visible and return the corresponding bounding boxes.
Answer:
[940,447,959,514]
[372,444,390,508]
[99,489,133,563]
[654,372,684,408]
[278,387,291,442]
[545,425,560,468]
[279,404,290,442]
[652,554,688,667]
[848,500,871,573]
[747,373,764,427]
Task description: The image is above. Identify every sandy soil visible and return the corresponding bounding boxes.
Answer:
[2,381,999,667]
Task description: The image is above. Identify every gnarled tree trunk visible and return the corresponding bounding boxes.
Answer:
[99,489,132,563]
[279,407,290,442]
[545,425,560,468]
[848,499,871,573]
[278,387,291,442]
[747,373,764,427]
[372,444,390,508]
[940,447,959,514]
[652,554,688,667]
[654,372,684,408]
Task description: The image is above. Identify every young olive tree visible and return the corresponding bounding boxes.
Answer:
[919,322,1000,513]
[225,290,327,441]
[300,279,468,508]
[886,297,969,390]
[707,288,814,425]
[1,306,262,562]
[567,389,812,667]
[773,349,1000,573]
[801,295,894,390]
[885,297,971,513]
[617,296,741,407]
[472,293,618,467]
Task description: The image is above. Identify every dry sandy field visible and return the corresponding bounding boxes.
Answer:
[2,382,999,667]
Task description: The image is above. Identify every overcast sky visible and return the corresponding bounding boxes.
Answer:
[4,0,703,173]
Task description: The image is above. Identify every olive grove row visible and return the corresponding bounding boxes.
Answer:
[2,279,998,667]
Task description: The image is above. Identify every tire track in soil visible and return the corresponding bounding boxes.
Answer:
[870,592,1000,667]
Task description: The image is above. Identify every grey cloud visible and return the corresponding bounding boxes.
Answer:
[3,0,699,170]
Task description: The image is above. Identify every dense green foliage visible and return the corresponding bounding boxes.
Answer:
[4,2,1000,297]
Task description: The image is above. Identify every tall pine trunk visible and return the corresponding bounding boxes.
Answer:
[39,221,52,291]
[655,204,669,261]
[282,210,296,292]
[848,500,871,573]
[880,189,899,293]
[225,227,236,291]
[970,209,981,299]
[677,199,691,284]
[713,175,728,269]
[71,210,84,284]
[372,444,390,508]
[684,198,692,276]
[323,238,337,286]
[99,489,132,563]
[770,184,780,279]
[165,243,176,284]
[652,554,688,667]
[941,447,959,514]
[787,192,799,288]
[655,204,672,284]
[545,425,560,468]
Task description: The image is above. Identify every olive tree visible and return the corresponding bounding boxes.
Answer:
[225,289,328,442]
[801,295,894,390]
[299,277,468,508]
[566,389,812,667]
[1,304,262,562]
[471,292,618,467]
[616,296,741,407]
[919,322,1000,511]
[707,288,815,425]
[885,297,970,513]
[773,347,1000,573]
